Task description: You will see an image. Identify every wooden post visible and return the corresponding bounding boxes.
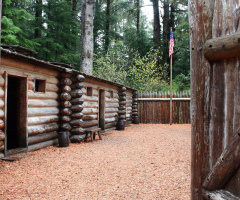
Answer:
[170,27,173,125]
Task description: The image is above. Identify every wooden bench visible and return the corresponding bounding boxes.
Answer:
[84,128,102,142]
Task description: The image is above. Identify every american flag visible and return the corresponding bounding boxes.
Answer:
[169,29,174,57]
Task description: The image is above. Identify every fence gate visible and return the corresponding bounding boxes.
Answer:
[189,0,240,199]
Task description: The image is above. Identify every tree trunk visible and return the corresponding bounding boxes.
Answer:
[104,0,110,52]
[35,0,42,38]
[162,0,170,66]
[81,0,95,75]
[151,0,161,49]
[135,0,140,34]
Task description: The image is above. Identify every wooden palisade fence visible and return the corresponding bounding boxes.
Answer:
[138,91,190,124]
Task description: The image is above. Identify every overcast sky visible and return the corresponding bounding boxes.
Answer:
[142,0,153,22]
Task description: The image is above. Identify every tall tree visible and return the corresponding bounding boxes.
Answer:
[150,0,161,49]
[81,0,95,74]
[34,0,42,39]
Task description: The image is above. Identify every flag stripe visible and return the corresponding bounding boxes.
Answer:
[169,30,174,57]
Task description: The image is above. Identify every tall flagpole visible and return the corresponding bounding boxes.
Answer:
[170,27,173,125]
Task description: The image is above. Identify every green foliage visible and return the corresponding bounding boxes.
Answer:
[173,14,190,76]
[1,0,37,49]
[93,41,128,84]
[127,48,168,91]
[161,73,190,92]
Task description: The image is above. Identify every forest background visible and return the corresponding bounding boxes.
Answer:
[1,0,190,92]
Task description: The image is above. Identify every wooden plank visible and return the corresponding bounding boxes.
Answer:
[28,100,59,108]
[28,116,59,126]
[202,189,240,200]
[28,108,59,117]
[28,139,58,151]
[28,132,58,145]
[28,123,59,136]
[203,132,240,190]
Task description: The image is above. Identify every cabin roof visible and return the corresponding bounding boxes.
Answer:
[1,48,136,91]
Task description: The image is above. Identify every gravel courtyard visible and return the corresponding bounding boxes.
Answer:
[0,124,191,199]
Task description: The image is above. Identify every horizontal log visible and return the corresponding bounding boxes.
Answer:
[60,92,71,101]
[28,81,34,90]
[0,99,4,109]
[28,91,58,100]
[105,108,118,113]
[46,84,59,92]
[119,87,126,92]
[132,109,138,112]
[28,108,59,117]
[70,98,84,105]
[0,76,4,87]
[0,153,4,158]
[0,144,4,152]
[132,112,138,116]
[0,109,4,118]
[28,116,59,126]
[60,123,72,131]
[105,117,117,123]
[70,89,83,98]
[70,135,85,143]
[203,132,240,190]
[81,120,98,128]
[70,119,83,127]
[126,114,131,118]
[71,112,84,119]
[61,101,72,108]
[71,82,84,89]
[28,139,58,152]
[83,101,98,108]
[28,132,58,145]
[105,113,118,118]
[28,100,59,108]
[0,120,4,129]
[0,130,5,141]
[82,114,98,120]
[119,101,127,105]
[106,103,119,108]
[119,97,126,101]
[0,141,4,147]
[71,127,84,135]
[61,85,71,93]
[61,116,72,123]
[202,189,240,200]
[81,95,98,102]
[0,89,4,98]
[27,76,59,85]
[132,105,138,108]
[118,92,126,96]
[71,105,83,112]
[132,102,138,105]
[105,97,118,103]
[118,110,126,115]
[118,106,126,110]
[71,74,85,83]
[137,98,191,101]
[61,108,72,116]
[118,115,126,119]
[61,78,72,86]
[82,108,98,115]
[105,122,117,129]
[28,123,59,136]
[204,32,240,61]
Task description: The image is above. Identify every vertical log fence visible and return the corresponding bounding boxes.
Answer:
[138,91,191,124]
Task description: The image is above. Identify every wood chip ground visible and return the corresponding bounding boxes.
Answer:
[0,124,191,199]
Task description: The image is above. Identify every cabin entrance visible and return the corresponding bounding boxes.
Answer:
[6,75,27,154]
[99,90,105,130]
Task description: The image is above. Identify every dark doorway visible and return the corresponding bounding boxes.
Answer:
[6,76,27,152]
[99,90,105,130]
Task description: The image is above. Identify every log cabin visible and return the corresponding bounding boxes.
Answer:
[0,46,138,158]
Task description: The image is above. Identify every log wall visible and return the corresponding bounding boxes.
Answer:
[0,64,60,153]
[0,72,5,158]
[104,89,119,130]
[126,90,133,125]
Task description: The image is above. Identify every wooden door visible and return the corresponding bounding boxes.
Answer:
[189,0,240,199]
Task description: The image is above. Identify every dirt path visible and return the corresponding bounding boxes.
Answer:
[0,124,191,199]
